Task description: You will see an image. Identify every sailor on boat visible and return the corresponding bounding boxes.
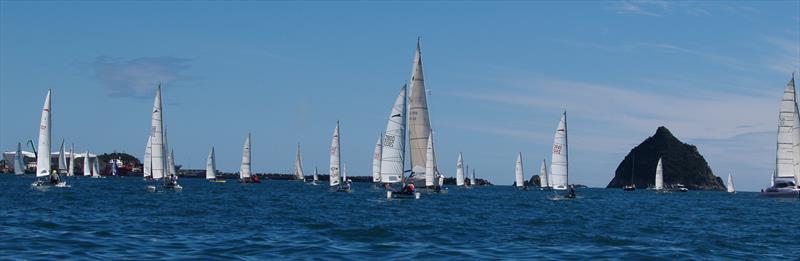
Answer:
[49,170,61,185]
[565,184,576,199]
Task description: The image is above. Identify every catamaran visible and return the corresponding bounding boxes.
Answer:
[207,147,225,183]
[550,111,575,198]
[330,121,349,192]
[14,142,25,175]
[240,133,259,183]
[761,74,800,198]
[294,144,305,181]
[456,153,465,187]
[32,90,66,187]
[515,152,527,190]
[379,85,420,199]
[727,173,735,194]
[145,84,181,190]
[539,159,550,190]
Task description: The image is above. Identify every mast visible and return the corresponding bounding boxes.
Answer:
[35,89,52,178]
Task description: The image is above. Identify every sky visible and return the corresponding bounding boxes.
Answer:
[1,1,798,191]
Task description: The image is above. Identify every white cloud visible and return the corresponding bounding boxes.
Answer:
[91,56,192,98]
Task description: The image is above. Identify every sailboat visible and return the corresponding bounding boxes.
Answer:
[14,142,25,175]
[67,144,75,177]
[539,159,550,190]
[330,121,349,192]
[146,84,180,190]
[143,136,152,180]
[207,147,225,183]
[32,90,66,187]
[92,155,101,178]
[550,111,576,199]
[472,169,478,186]
[456,153,465,187]
[111,159,119,176]
[653,157,664,191]
[240,133,259,183]
[727,173,735,194]
[761,74,800,198]
[309,167,319,185]
[294,144,305,181]
[380,85,420,199]
[83,151,91,177]
[515,152,527,190]
[57,139,67,174]
[424,133,445,193]
[372,135,382,186]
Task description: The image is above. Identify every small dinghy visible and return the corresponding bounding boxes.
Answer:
[31,90,68,188]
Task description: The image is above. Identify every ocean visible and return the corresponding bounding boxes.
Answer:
[1,175,798,260]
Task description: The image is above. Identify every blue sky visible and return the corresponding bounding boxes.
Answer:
[1,1,798,191]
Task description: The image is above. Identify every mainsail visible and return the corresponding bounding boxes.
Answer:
[240,133,252,180]
[776,75,798,180]
[372,135,382,183]
[83,151,90,176]
[456,153,464,186]
[329,121,341,186]
[313,167,319,182]
[380,86,407,184]
[295,144,304,180]
[515,153,524,187]
[727,173,735,193]
[92,155,100,178]
[58,139,66,172]
[150,85,167,180]
[408,39,433,182]
[207,147,216,180]
[539,159,549,188]
[67,144,75,177]
[36,90,52,178]
[472,169,478,186]
[654,157,664,190]
[550,111,569,190]
[14,142,24,175]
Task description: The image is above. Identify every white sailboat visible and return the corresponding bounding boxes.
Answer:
[539,159,550,189]
[329,121,345,190]
[67,144,75,177]
[727,173,736,194]
[472,169,478,186]
[14,142,25,175]
[146,84,180,190]
[57,139,67,174]
[455,153,465,186]
[295,144,305,181]
[83,151,91,177]
[240,133,258,183]
[372,135,382,184]
[92,155,101,178]
[311,167,319,185]
[515,152,525,188]
[32,89,66,187]
[207,147,224,182]
[761,74,800,198]
[380,85,420,199]
[143,136,152,180]
[654,157,664,190]
[550,111,569,190]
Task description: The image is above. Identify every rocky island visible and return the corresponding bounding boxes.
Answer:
[606,126,725,191]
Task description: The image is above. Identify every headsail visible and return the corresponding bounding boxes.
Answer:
[550,111,569,190]
[329,121,341,186]
[58,139,66,172]
[14,142,24,175]
[36,90,52,178]
[206,147,216,180]
[380,86,407,184]
[240,133,251,180]
[456,153,464,186]
[654,157,664,190]
[408,39,433,182]
[425,133,435,187]
[539,159,549,188]
[372,135,382,183]
[515,153,524,187]
[295,144,304,180]
[143,136,152,178]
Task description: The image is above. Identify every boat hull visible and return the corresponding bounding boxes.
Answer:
[759,189,800,198]
[387,191,421,199]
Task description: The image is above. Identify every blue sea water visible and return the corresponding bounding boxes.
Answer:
[1,175,798,260]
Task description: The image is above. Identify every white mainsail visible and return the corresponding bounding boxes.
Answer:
[313,167,319,182]
[83,151,90,176]
[380,86,407,184]
[550,111,569,190]
[372,135,382,183]
[408,39,433,182]
[67,144,75,177]
[36,90,52,178]
[168,149,177,179]
[515,153,524,187]
[206,147,216,180]
[143,136,152,178]
[14,142,25,175]
[58,139,66,172]
[425,133,435,187]
[150,85,167,180]
[329,121,341,186]
[654,157,664,190]
[92,156,100,178]
[472,169,478,186]
[776,75,798,180]
[295,144,304,180]
[342,162,348,182]
[240,133,252,180]
[727,173,735,193]
[540,159,549,188]
[456,153,464,186]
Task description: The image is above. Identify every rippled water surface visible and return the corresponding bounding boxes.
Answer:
[1,175,798,259]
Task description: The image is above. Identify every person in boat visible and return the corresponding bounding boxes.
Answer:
[49,170,60,184]
[566,184,576,199]
[399,183,416,194]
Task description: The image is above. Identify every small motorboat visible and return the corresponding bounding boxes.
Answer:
[623,184,636,191]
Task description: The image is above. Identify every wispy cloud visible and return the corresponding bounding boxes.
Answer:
[764,36,800,75]
[90,56,192,98]
[611,0,669,16]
